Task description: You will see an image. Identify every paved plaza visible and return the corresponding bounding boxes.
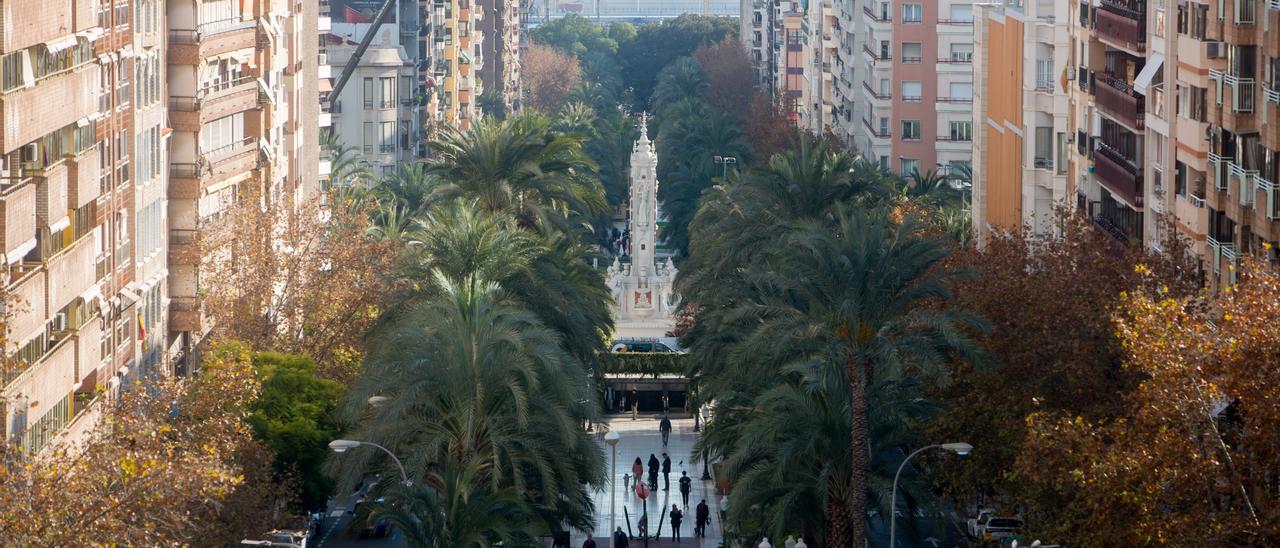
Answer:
[573,415,726,547]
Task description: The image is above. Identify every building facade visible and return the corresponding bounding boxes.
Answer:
[856,0,976,176]
[477,0,523,115]
[325,23,420,177]
[1067,0,1280,286]
[971,0,1070,243]
[0,0,153,453]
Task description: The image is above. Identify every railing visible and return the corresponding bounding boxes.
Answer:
[863,44,889,62]
[937,135,972,142]
[901,56,922,64]
[1188,194,1207,208]
[1078,66,1094,93]
[862,5,889,22]
[1095,142,1144,207]
[1230,162,1258,207]
[168,76,256,111]
[937,96,973,103]
[1257,175,1280,219]
[1270,0,1280,10]
[1208,152,1230,191]
[1095,6,1146,53]
[938,57,972,64]
[862,81,890,100]
[1095,73,1145,129]
[168,18,256,44]
[1265,86,1280,105]
[862,117,890,139]
[937,19,974,25]
[1079,1,1092,28]
[901,95,923,103]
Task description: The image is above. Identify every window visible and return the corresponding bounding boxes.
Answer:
[950,82,973,99]
[1175,161,1187,196]
[901,80,922,101]
[878,155,889,169]
[363,122,374,155]
[198,113,245,155]
[949,121,972,141]
[948,4,973,22]
[1034,127,1053,169]
[879,117,889,136]
[901,43,922,63]
[363,77,374,109]
[900,158,920,176]
[879,40,890,59]
[901,120,921,140]
[1,51,27,91]
[950,43,973,62]
[1036,59,1054,90]
[902,3,922,23]
[380,121,395,153]
[1177,84,1207,122]
[380,76,396,109]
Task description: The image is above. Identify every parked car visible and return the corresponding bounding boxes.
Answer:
[968,511,1023,543]
[610,339,677,353]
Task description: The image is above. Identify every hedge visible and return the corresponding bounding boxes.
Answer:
[599,352,688,378]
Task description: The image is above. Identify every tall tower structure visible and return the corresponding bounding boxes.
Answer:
[608,114,677,322]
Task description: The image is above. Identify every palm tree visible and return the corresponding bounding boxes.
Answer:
[715,363,939,546]
[650,56,709,112]
[735,206,986,545]
[336,275,605,534]
[373,460,538,547]
[425,113,607,233]
[321,130,373,190]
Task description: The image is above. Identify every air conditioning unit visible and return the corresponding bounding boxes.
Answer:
[1206,41,1225,59]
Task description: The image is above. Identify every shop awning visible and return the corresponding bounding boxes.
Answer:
[1134,53,1163,96]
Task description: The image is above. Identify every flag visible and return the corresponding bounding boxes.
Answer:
[138,313,147,351]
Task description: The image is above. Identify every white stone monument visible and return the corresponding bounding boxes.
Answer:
[608,113,678,323]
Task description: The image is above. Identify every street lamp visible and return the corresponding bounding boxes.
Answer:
[700,406,712,481]
[889,442,972,547]
[713,155,738,180]
[329,439,413,487]
[604,431,621,548]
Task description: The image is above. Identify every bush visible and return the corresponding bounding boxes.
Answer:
[600,352,688,377]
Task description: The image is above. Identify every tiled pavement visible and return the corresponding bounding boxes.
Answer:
[568,415,726,547]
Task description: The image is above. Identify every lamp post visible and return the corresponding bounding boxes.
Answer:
[700,406,712,481]
[328,439,413,487]
[713,155,738,180]
[889,442,972,547]
[605,431,621,548]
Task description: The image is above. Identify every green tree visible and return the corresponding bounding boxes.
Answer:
[529,14,619,57]
[373,460,537,547]
[650,57,708,112]
[247,352,344,512]
[617,15,737,104]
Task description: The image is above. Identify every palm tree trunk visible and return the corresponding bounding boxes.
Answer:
[825,491,854,548]
[846,356,870,547]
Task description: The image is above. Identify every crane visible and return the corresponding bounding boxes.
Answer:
[329,0,400,106]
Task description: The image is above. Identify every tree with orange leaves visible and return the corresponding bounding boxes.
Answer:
[1014,259,1280,544]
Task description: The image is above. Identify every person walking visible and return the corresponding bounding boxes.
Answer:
[631,458,643,495]
[695,499,710,537]
[613,527,629,548]
[647,453,659,491]
[661,453,672,491]
[678,471,692,507]
[659,414,672,447]
[669,504,684,542]
[582,535,597,548]
[661,392,670,413]
[630,389,639,420]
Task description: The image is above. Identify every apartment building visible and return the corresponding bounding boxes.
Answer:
[165,0,319,371]
[325,21,420,176]
[477,0,523,115]
[1068,0,1280,286]
[857,0,975,177]
[0,0,148,453]
[971,0,1070,244]
[433,0,482,131]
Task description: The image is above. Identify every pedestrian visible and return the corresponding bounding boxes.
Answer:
[661,391,670,413]
[631,457,644,494]
[661,453,672,491]
[647,453,660,490]
[659,414,672,447]
[719,496,728,526]
[630,389,639,420]
[695,499,710,537]
[679,470,692,507]
[582,535,597,548]
[613,526,629,548]
[623,472,631,492]
[669,504,684,542]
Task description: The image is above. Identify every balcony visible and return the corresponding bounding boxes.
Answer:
[862,81,891,102]
[0,64,100,154]
[1095,73,1145,129]
[1264,86,1280,150]
[1095,5,1146,54]
[170,296,208,333]
[168,19,258,65]
[1095,143,1144,207]
[168,77,261,132]
[169,137,260,199]
[862,118,890,140]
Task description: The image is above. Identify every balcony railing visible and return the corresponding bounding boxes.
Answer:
[1095,73,1146,129]
[862,81,890,100]
[1078,66,1095,93]
[1265,86,1280,104]
[937,96,973,104]
[168,18,256,44]
[862,117,890,139]
[862,5,889,22]
[168,76,256,112]
[1095,142,1144,207]
[1095,6,1146,53]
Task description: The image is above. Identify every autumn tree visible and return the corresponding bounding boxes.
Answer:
[522,43,583,114]
[1014,259,1280,544]
[0,342,290,545]
[692,36,756,118]
[928,215,1198,518]
[202,187,400,382]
